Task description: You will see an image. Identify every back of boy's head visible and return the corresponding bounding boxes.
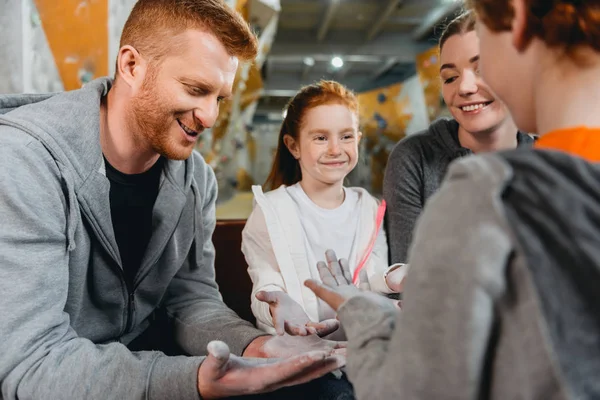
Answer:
[117,0,257,74]
[264,80,358,190]
[468,0,600,54]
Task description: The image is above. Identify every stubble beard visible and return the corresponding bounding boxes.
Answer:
[127,69,194,161]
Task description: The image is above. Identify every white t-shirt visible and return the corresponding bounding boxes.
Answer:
[285,183,360,320]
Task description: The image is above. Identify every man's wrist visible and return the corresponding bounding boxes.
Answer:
[242,335,271,357]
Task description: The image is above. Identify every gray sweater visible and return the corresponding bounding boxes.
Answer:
[383,118,534,263]
[339,148,600,399]
[0,78,264,399]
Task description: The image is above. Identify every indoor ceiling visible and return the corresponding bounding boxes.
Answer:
[255,0,463,119]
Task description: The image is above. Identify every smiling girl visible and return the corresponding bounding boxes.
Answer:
[242,80,405,337]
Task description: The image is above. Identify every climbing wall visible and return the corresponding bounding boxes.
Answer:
[34,0,109,90]
[202,0,281,203]
[0,0,138,94]
[109,0,137,77]
[0,0,64,93]
[354,75,429,193]
[416,45,443,122]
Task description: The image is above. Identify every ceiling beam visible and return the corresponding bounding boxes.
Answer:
[366,0,403,41]
[264,58,274,80]
[386,16,424,25]
[262,62,416,93]
[335,63,353,79]
[270,30,432,62]
[269,54,382,64]
[261,89,299,98]
[317,0,340,42]
[370,57,398,79]
[412,1,463,41]
[301,63,313,79]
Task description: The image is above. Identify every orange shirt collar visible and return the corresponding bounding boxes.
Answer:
[535,127,600,162]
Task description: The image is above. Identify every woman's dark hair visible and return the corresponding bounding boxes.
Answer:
[439,10,476,52]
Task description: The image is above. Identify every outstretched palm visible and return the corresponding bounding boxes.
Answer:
[304,250,366,312]
[306,250,405,311]
[198,341,344,399]
[255,290,339,336]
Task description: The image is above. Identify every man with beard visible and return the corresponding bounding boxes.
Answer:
[0,1,350,399]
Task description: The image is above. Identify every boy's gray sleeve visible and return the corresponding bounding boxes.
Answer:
[0,138,203,400]
[339,156,514,400]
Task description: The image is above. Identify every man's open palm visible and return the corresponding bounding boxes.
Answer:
[197,341,344,399]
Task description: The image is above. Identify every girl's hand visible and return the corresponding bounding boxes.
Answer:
[305,250,364,312]
[255,291,340,337]
[306,249,403,311]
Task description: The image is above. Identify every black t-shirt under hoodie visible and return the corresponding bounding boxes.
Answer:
[104,156,164,289]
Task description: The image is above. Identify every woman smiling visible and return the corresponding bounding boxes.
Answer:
[383,10,533,265]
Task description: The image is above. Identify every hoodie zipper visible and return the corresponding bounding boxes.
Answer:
[113,266,136,336]
[113,262,136,336]
[77,205,135,337]
[125,280,136,333]
[124,254,163,334]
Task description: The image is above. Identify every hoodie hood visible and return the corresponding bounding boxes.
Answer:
[0,79,110,189]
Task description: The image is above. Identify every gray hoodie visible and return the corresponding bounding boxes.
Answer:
[383,118,534,264]
[0,78,264,399]
[340,148,600,399]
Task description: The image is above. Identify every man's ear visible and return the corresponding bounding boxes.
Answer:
[357,131,363,145]
[115,45,147,89]
[283,134,300,159]
[511,0,530,52]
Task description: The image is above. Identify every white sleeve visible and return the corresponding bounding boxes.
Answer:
[241,204,286,329]
[364,223,396,294]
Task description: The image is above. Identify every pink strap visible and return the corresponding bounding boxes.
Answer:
[352,200,386,285]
